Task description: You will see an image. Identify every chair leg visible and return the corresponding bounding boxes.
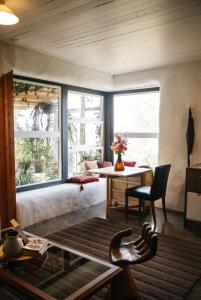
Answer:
[151,201,156,226]
[162,196,167,220]
[111,266,138,300]
[141,199,145,211]
[139,199,142,213]
[125,194,128,219]
[139,199,144,213]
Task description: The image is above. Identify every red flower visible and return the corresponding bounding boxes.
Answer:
[110,134,128,154]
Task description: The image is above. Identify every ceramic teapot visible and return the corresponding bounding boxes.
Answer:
[3,230,23,258]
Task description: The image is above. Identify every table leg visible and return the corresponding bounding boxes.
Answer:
[106,176,110,218]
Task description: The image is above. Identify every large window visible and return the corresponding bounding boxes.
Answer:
[14,79,61,188]
[114,90,160,168]
[68,90,104,176]
[14,77,159,190]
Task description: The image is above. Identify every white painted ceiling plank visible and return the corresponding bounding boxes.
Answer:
[1,0,201,74]
[18,0,196,48]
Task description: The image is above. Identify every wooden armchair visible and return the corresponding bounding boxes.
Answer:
[109,222,157,300]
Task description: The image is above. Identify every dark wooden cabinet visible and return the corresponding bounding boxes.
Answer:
[184,163,201,228]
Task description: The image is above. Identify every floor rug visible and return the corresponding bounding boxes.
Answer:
[47,217,201,300]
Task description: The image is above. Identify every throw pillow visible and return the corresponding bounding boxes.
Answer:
[66,175,99,191]
[85,161,100,178]
[67,175,99,184]
[123,161,136,167]
[85,161,98,170]
[97,161,113,168]
[97,161,113,178]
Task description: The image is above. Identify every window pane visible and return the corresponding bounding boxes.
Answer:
[114,91,159,168]
[68,91,102,120]
[68,90,104,176]
[114,92,160,133]
[68,149,102,176]
[68,122,103,146]
[14,79,61,187]
[14,81,60,132]
[15,138,60,186]
[116,138,158,168]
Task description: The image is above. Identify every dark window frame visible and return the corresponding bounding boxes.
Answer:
[112,87,160,166]
[14,75,106,192]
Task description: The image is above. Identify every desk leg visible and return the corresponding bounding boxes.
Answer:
[106,176,110,218]
[184,168,188,227]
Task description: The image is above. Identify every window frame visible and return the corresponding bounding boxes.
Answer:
[112,87,160,166]
[67,89,105,176]
[14,76,64,192]
[14,75,106,192]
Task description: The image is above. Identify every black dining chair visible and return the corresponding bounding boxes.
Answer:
[125,164,171,226]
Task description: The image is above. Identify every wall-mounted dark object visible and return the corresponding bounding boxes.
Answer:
[186,107,194,166]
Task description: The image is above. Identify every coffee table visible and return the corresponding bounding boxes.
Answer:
[0,230,121,300]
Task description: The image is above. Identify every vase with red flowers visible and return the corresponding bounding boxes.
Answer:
[110,134,128,171]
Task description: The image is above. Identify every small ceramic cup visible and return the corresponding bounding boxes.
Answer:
[3,230,23,258]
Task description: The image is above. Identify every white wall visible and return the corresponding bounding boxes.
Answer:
[0,42,15,76]
[14,46,113,91]
[114,62,201,211]
[0,42,113,91]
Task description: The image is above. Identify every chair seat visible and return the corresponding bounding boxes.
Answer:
[126,186,151,199]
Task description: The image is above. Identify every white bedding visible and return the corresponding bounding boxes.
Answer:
[16,178,106,228]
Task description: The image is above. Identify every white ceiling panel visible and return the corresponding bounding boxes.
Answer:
[1,0,201,74]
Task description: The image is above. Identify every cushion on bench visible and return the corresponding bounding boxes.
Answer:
[67,175,99,183]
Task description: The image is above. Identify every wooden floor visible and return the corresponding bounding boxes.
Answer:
[26,202,201,300]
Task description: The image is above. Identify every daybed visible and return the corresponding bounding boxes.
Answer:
[16,178,106,228]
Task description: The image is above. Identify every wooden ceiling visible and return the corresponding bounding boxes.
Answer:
[1,0,201,74]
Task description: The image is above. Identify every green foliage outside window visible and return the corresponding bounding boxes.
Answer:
[15,138,59,186]
[14,79,61,187]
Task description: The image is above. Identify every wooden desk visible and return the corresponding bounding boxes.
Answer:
[89,167,152,217]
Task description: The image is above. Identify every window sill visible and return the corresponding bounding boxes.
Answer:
[16,179,63,193]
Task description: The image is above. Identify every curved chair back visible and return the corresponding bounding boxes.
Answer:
[109,223,158,300]
[150,164,171,200]
[109,222,158,268]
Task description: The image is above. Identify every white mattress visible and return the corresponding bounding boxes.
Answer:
[16,178,106,228]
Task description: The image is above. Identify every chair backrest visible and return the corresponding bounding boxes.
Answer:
[150,164,171,199]
[109,222,158,267]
